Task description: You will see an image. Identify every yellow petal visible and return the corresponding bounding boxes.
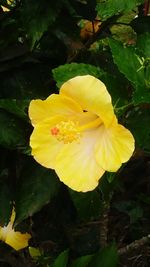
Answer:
[95,121,135,172]
[10,207,16,224]
[29,94,82,126]
[30,116,64,169]
[1,5,10,11]
[5,230,31,251]
[55,130,105,192]
[0,226,5,241]
[60,75,114,126]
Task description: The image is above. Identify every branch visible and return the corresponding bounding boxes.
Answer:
[118,234,150,256]
[99,201,110,248]
[67,14,121,63]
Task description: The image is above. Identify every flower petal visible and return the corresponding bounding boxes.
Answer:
[5,230,31,250]
[60,75,114,126]
[30,116,64,169]
[95,122,135,172]
[55,130,105,192]
[10,207,15,224]
[29,94,82,126]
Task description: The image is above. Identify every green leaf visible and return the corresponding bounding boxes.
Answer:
[0,99,29,120]
[15,158,60,223]
[21,0,62,48]
[109,38,144,85]
[126,108,150,153]
[51,250,69,267]
[101,72,130,109]
[0,64,51,98]
[136,33,150,58]
[128,206,143,223]
[109,38,150,104]
[88,245,118,267]
[69,189,102,220]
[52,63,104,88]
[132,83,150,104]
[0,110,28,150]
[96,0,144,21]
[70,254,93,267]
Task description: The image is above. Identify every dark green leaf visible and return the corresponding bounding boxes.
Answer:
[52,250,69,267]
[128,206,143,223]
[109,38,150,104]
[136,33,150,57]
[0,64,51,98]
[109,38,144,85]
[69,189,102,220]
[70,254,93,267]
[0,99,29,120]
[21,0,62,47]
[15,159,60,223]
[0,110,27,150]
[130,16,150,34]
[88,245,118,267]
[101,72,130,109]
[126,108,150,152]
[132,83,150,104]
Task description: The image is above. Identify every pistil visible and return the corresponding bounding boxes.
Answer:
[50,117,102,144]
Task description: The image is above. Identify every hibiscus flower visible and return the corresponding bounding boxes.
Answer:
[29,75,134,192]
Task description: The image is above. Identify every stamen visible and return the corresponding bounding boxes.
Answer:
[51,121,81,144]
[50,117,102,144]
[79,117,102,131]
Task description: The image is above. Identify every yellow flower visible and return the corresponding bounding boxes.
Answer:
[29,75,135,192]
[0,208,31,250]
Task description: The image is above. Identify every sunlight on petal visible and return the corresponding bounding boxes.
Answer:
[29,94,82,126]
[5,230,31,251]
[55,130,105,192]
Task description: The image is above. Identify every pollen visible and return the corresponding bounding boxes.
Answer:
[51,120,81,144]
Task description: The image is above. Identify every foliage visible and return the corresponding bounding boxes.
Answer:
[0,0,150,266]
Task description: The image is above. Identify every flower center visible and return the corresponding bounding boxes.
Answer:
[51,120,81,144]
[50,117,102,144]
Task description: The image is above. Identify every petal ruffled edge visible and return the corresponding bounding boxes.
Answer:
[95,122,135,172]
[60,75,114,127]
[29,94,83,126]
